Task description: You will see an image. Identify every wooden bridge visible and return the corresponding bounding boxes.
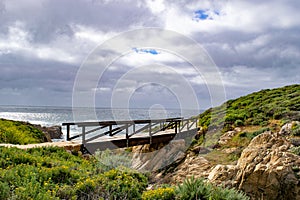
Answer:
[62,117,198,154]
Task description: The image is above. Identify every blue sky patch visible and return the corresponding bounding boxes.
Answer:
[132,47,160,55]
[194,9,220,21]
[194,10,209,20]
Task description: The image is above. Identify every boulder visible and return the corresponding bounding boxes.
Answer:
[208,130,300,200]
[279,121,300,136]
[131,139,187,171]
[167,155,212,183]
[34,125,63,141]
[218,130,237,145]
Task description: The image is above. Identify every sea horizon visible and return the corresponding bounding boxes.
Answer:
[0,105,201,140]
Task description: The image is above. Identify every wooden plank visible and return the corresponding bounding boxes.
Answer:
[85,132,177,153]
[62,117,183,127]
[85,124,129,143]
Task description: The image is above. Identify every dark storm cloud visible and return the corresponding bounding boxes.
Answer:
[0,0,299,107]
[0,0,158,43]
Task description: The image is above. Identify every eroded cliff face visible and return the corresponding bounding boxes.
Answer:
[131,139,187,171]
[133,122,300,200]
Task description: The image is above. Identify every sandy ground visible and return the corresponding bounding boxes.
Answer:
[0,141,81,150]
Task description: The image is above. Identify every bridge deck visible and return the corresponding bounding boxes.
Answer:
[62,117,198,153]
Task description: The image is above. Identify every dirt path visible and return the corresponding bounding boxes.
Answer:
[0,141,82,151]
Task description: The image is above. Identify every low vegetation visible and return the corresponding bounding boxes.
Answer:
[193,85,300,165]
[0,146,249,200]
[198,84,299,132]
[0,146,148,199]
[175,177,249,200]
[0,118,45,144]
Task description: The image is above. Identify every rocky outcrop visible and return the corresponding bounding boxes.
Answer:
[218,127,241,145]
[34,125,63,142]
[171,155,212,182]
[131,139,187,171]
[208,128,300,200]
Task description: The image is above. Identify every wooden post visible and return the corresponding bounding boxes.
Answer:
[109,125,112,136]
[126,124,129,147]
[82,126,86,145]
[66,125,70,141]
[187,119,190,131]
[133,123,135,134]
[149,122,152,144]
[175,121,178,134]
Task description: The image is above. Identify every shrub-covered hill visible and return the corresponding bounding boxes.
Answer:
[198,84,300,132]
[0,119,45,144]
[0,146,249,200]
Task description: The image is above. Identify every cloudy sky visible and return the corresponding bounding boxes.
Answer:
[0,0,299,110]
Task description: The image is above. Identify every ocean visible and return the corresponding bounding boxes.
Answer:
[0,105,200,140]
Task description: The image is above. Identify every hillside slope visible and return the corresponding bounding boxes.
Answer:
[156,84,300,200]
[198,84,299,132]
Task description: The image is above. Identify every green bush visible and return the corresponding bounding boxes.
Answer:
[197,84,300,133]
[291,124,300,136]
[142,187,175,200]
[290,146,300,155]
[102,168,148,199]
[252,127,270,138]
[175,177,249,200]
[94,149,132,171]
[175,177,211,199]
[210,186,250,200]
[234,119,244,127]
[0,146,148,200]
[0,119,44,144]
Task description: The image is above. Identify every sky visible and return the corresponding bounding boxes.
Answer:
[0,0,299,110]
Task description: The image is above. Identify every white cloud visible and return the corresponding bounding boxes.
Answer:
[0,0,299,107]
[163,1,300,35]
[146,0,165,14]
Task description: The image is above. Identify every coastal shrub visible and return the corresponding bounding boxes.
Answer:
[197,85,300,134]
[102,168,148,199]
[291,123,300,136]
[175,177,250,200]
[290,146,300,156]
[0,119,44,144]
[175,177,210,199]
[142,187,175,200]
[94,149,132,171]
[252,127,270,138]
[234,119,244,127]
[0,146,149,200]
[210,186,250,200]
[0,181,10,199]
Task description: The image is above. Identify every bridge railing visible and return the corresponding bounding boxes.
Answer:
[62,117,198,146]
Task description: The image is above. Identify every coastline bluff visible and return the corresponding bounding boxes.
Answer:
[208,128,300,200]
[161,122,300,200]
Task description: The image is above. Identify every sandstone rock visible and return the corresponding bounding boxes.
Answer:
[218,130,237,145]
[279,121,299,136]
[190,146,210,154]
[168,155,212,183]
[209,130,300,200]
[131,139,187,171]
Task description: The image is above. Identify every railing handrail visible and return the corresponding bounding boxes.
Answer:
[62,117,183,127]
[62,117,198,145]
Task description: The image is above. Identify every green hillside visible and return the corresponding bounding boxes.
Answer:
[192,84,300,164]
[198,84,300,132]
